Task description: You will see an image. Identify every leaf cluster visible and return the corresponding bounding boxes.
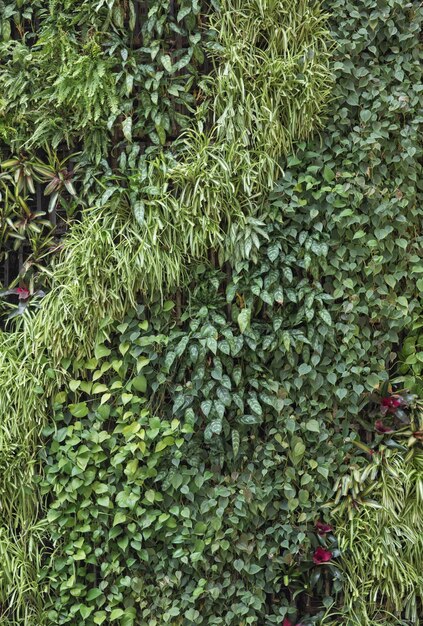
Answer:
[40,298,345,626]
[0,0,204,163]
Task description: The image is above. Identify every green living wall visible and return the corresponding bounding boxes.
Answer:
[0,0,422,625]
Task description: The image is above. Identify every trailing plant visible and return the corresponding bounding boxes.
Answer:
[256,0,422,618]
[40,296,344,625]
[0,0,421,624]
[397,322,423,396]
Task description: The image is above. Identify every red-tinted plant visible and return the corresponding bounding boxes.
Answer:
[381,395,405,415]
[315,520,333,535]
[282,618,302,626]
[16,286,30,300]
[375,419,394,434]
[313,547,332,565]
[0,284,45,318]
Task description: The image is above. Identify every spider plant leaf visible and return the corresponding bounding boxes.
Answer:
[64,180,77,196]
[48,191,59,213]
[25,175,35,194]
[6,302,27,319]
[0,289,19,297]
[44,177,61,196]
[32,163,55,179]
[1,158,20,169]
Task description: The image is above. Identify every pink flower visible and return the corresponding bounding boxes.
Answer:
[16,287,30,300]
[381,395,404,414]
[313,546,332,565]
[315,520,333,535]
[375,419,394,434]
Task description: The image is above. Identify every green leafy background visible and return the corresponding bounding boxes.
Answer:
[0,0,422,625]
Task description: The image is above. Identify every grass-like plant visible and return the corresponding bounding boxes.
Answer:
[0,520,49,626]
[331,446,423,625]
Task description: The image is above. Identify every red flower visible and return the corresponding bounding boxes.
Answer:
[381,395,404,414]
[375,419,394,434]
[315,520,333,535]
[16,287,30,300]
[313,547,332,565]
[283,619,292,626]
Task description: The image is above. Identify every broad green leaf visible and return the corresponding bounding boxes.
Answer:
[237,308,251,334]
[306,419,320,433]
[161,54,172,73]
[132,375,147,393]
[69,402,89,418]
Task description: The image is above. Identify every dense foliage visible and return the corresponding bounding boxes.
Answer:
[334,438,423,625]
[0,0,207,294]
[41,297,344,626]
[0,0,205,159]
[0,0,332,298]
[40,0,423,618]
[0,0,422,625]
[0,1,335,625]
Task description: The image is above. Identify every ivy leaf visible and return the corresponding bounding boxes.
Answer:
[237,309,251,334]
[69,402,89,418]
[122,117,132,143]
[232,430,240,457]
[132,375,147,393]
[323,166,335,182]
[69,379,80,392]
[291,438,306,465]
[298,363,312,376]
[366,373,380,389]
[110,608,125,620]
[113,512,127,526]
[86,588,103,602]
[177,6,192,21]
[318,309,332,326]
[94,344,111,359]
[306,419,320,433]
[161,54,173,73]
[360,109,371,123]
[201,400,212,417]
[133,201,145,226]
[234,559,244,572]
[267,243,280,262]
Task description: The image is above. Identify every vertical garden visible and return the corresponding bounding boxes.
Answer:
[0,1,422,625]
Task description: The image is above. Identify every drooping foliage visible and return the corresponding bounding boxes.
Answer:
[0,0,422,625]
[333,442,423,625]
[0,0,332,300]
[0,1,335,625]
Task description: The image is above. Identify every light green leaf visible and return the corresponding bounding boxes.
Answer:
[161,54,172,73]
[237,308,251,334]
[306,419,320,433]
